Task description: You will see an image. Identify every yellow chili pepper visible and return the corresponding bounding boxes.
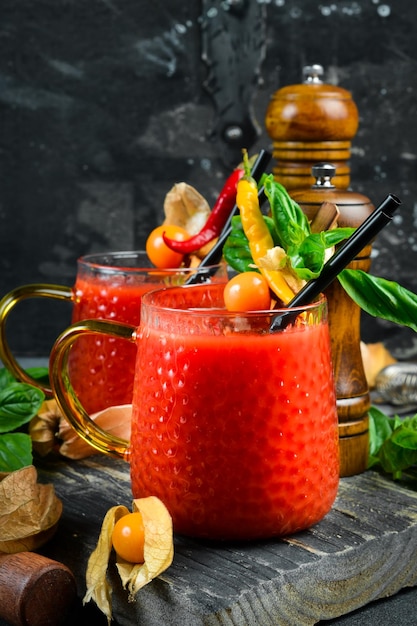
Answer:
[236,177,296,305]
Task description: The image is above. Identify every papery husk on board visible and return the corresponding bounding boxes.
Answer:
[30,401,132,460]
[0,465,62,553]
[84,496,173,625]
[360,341,397,389]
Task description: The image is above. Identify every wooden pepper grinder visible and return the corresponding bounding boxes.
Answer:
[0,551,77,626]
[265,65,359,190]
[291,163,375,477]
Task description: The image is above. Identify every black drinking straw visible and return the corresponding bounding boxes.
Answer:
[269,193,402,331]
[185,149,272,284]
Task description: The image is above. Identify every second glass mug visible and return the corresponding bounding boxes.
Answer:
[0,251,227,413]
[49,283,340,541]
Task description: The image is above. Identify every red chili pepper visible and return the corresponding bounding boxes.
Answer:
[162,167,244,254]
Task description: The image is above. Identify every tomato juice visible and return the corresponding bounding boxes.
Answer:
[69,277,148,414]
[67,252,227,414]
[130,283,340,541]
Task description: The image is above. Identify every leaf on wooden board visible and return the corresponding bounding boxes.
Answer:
[0,432,33,472]
[0,383,45,432]
[84,497,173,623]
[0,465,62,553]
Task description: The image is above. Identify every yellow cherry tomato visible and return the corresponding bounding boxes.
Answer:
[146,224,189,268]
[223,271,271,311]
[112,512,145,563]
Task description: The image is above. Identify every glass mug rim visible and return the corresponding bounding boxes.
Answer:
[77,250,225,277]
[140,283,327,319]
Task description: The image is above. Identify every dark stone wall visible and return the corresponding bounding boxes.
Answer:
[1,0,416,355]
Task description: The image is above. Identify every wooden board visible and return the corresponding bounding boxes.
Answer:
[32,455,417,625]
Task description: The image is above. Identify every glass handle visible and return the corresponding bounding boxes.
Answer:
[0,284,74,395]
[49,319,136,459]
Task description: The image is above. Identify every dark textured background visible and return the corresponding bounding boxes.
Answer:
[1,0,416,356]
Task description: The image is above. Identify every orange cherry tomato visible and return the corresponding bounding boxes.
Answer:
[223,271,271,312]
[112,512,145,563]
[146,225,189,268]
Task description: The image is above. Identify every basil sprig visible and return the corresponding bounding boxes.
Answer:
[224,174,354,280]
[224,176,417,333]
[0,368,46,472]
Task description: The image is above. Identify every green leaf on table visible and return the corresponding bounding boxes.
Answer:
[0,432,32,472]
[338,269,417,332]
[368,406,417,479]
[26,367,50,386]
[368,406,398,459]
[0,383,45,432]
[0,369,16,390]
[0,366,49,390]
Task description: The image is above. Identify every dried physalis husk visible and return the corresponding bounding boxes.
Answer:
[360,341,397,388]
[58,404,132,460]
[30,401,132,460]
[163,182,211,235]
[84,496,173,624]
[0,465,62,553]
[29,399,61,457]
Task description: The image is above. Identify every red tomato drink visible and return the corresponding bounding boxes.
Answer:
[68,252,227,414]
[69,277,147,414]
[130,283,340,541]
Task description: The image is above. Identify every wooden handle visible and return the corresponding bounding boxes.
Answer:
[0,552,77,626]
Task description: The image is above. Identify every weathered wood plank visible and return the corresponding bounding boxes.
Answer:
[35,456,417,625]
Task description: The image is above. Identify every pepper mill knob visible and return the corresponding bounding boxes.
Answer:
[312,163,336,187]
[302,64,324,83]
[265,65,359,190]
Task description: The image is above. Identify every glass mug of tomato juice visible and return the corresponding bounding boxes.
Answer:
[49,282,340,541]
[0,252,227,414]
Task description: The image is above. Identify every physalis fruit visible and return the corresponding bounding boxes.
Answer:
[84,496,173,624]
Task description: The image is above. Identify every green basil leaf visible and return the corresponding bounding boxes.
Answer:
[223,242,253,274]
[0,369,16,390]
[367,407,417,478]
[368,406,397,459]
[288,233,326,280]
[378,419,417,476]
[322,227,356,248]
[223,248,254,273]
[0,383,44,433]
[26,367,50,386]
[0,433,32,472]
[224,216,253,273]
[264,176,310,249]
[338,269,417,332]
[263,215,281,247]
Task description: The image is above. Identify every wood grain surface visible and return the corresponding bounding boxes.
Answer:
[32,455,417,626]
